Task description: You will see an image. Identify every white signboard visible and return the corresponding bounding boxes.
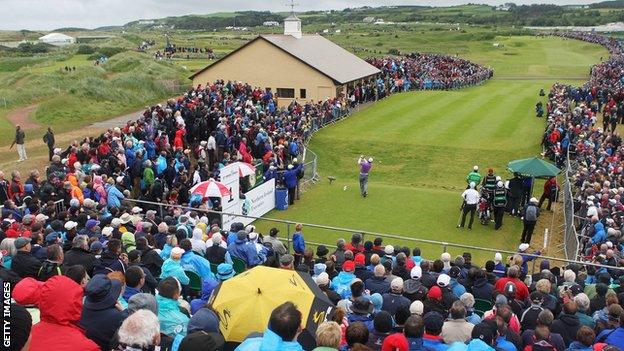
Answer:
[222,178,276,229]
[219,163,240,199]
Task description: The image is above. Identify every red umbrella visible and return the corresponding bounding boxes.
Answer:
[234,162,256,177]
[190,179,232,198]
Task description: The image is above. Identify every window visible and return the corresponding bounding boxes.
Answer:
[300,89,307,99]
[276,88,295,98]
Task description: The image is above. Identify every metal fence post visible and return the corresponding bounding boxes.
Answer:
[287,223,292,252]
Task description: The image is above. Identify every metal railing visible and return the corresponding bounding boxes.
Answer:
[124,197,624,274]
[561,145,580,261]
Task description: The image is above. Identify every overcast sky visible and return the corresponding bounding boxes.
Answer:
[0,0,603,31]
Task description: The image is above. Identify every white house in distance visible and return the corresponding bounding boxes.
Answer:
[39,33,75,46]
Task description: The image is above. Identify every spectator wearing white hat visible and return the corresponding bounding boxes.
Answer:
[381,277,411,315]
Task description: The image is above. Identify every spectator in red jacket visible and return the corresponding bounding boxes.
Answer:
[12,275,100,351]
[494,265,529,301]
[538,176,559,211]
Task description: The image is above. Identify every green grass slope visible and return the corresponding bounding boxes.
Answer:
[254,36,606,263]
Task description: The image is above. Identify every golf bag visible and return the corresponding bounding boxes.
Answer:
[478,197,490,225]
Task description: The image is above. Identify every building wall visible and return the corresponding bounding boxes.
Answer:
[191,38,338,105]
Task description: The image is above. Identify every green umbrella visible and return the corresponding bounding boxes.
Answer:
[507,157,560,178]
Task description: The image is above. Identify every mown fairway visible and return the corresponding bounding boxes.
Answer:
[255,36,607,264]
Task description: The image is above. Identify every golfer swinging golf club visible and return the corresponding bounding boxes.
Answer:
[358,155,373,197]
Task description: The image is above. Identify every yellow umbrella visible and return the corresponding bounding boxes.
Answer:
[210,266,334,347]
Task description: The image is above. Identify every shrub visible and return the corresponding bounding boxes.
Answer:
[76,45,96,54]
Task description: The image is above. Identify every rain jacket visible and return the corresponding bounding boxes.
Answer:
[121,232,136,252]
[190,279,219,314]
[12,276,100,351]
[235,328,304,351]
[228,239,262,267]
[596,327,624,349]
[180,251,216,280]
[447,339,495,351]
[566,341,593,351]
[160,258,190,285]
[156,294,189,338]
[331,271,356,299]
[106,183,124,208]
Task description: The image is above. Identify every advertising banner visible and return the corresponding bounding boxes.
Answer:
[222,178,276,229]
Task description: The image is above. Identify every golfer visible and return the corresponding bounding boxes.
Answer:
[458,182,479,230]
[358,155,373,197]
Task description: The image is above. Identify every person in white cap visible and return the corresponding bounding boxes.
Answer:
[459,182,479,230]
[521,197,540,244]
[466,166,482,188]
[357,155,373,197]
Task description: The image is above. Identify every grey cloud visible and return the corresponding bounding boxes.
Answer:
[0,0,601,30]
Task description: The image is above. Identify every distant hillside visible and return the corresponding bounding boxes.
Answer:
[114,3,624,30]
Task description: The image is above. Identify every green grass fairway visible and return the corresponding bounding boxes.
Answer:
[254,36,607,264]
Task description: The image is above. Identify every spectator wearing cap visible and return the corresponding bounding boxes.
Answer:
[37,244,63,281]
[501,282,524,317]
[12,275,100,351]
[332,239,347,267]
[314,244,330,264]
[127,293,158,315]
[264,228,287,256]
[595,310,624,348]
[437,274,459,310]
[83,219,101,238]
[573,293,595,329]
[366,264,391,295]
[332,260,357,299]
[424,286,448,317]
[381,245,396,266]
[382,332,409,351]
[403,266,428,302]
[11,236,41,278]
[410,301,424,317]
[348,297,375,331]
[517,244,540,276]
[550,301,581,347]
[216,263,235,281]
[116,309,161,351]
[160,247,190,285]
[460,293,481,325]
[367,311,394,350]
[520,291,544,331]
[422,312,447,351]
[494,266,529,301]
[382,277,411,315]
[317,272,341,306]
[354,253,373,282]
[156,277,190,339]
[280,254,295,270]
[236,302,304,351]
[179,331,226,351]
[447,267,466,299]
[79,274,127,350]
[442,301,474,344]
[63,235,97,276]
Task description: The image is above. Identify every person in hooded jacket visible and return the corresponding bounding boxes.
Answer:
[236,302,304,351]
[332,260,357,299]
[12,275,100,351]
[190,278,219,314]
[227,231,262,267]
[80,274,127,350]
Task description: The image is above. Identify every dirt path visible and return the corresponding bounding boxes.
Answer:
[0,107,144,173]
[6,104,40,129]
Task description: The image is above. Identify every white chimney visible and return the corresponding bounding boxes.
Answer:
[284,14,302,39]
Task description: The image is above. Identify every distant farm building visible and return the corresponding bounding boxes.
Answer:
[263,21,280,27]
[363,17,376,23]
[38,33,75,46]
[190,14,380,104]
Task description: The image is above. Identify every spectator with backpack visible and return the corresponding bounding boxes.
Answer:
[521,197,540,245]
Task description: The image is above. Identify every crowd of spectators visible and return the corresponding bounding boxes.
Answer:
[7,39,616,351]
[367,53,493,92]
